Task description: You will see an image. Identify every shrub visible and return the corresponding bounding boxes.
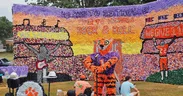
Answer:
[146,69,183,85]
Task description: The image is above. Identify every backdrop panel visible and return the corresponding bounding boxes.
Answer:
[12,0,183,80]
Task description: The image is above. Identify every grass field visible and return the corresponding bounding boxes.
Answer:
[0,81,183,96]
[0,52,13,61]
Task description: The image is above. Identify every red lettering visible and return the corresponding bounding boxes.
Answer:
[143,21,183,39]
[112,26,134,34]
[77,26,98,35]
[102,25,109,34]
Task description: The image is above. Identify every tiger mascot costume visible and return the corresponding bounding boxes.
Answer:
[83,38,119,96]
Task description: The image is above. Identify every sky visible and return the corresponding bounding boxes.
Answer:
[0,0,36,21]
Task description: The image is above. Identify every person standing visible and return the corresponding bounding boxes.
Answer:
[120,76,140,96]
[153,36,175,80]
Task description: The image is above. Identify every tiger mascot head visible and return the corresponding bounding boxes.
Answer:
[97,38,113,56]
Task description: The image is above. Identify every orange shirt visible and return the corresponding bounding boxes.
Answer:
[74,81,92,96]
[156,44,169,57]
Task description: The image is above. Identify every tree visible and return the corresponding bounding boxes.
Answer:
[0,17,12,44]
[109,0,156,6]
[110,0,140,6]
[141,0,156,3]
[26,0,156,8]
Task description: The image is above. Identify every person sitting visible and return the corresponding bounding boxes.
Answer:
[74,74,92,96]
[120,76,140,96]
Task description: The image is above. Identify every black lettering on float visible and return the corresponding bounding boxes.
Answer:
[158,15,168,20]
[174,13,183,19]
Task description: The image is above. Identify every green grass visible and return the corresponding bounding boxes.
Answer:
[0,81,183,96]
[136,81,183,96]
[0,52,13,61]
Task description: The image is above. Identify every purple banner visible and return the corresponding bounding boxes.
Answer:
[0,66,28,77]
[12,0,183,19]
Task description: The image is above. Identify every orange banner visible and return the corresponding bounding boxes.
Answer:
[143,21,183,39]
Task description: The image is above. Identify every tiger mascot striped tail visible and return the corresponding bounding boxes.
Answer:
[83,38,119,96]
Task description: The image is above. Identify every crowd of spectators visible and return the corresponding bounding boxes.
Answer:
[119,53,183,81]
[14,43,73,58]
[120,54,159,80]
[14,54,92,80]
[14,46,183,81]
[142,38,183,53]
[47,55,92,80]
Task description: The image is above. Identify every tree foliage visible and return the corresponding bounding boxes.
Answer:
[26,0,156,8]
[141,0,156,3]
[0,17,12,44]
